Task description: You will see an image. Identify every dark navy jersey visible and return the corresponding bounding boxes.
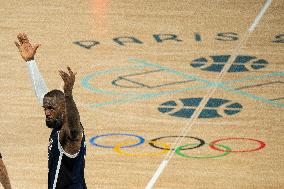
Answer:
[48,127,87,189]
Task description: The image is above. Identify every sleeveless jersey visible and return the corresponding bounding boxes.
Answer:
[48,128,87,189]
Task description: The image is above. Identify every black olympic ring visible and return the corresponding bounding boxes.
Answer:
[150,136,205,151]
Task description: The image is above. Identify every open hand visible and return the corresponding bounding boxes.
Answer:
[15,33,41,61]
[59,67,77,96]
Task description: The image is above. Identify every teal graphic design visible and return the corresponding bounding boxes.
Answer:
[112,69,194,88]
[81,57,284,109]
[158,98,242,118]
[191,55,268,72]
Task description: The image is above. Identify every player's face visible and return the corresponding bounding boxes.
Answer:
[43,97,65,130]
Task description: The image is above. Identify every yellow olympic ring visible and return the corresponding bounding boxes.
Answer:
[113,140,170,157]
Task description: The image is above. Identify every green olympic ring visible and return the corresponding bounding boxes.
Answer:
[175,143,231,159]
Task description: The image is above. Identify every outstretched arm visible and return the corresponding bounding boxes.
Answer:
[0,155,12,189]
[15,33,48,105]
[59,67,82,153]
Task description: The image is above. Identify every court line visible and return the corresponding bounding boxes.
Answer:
[128,57,212,84]
[248,0,272,32]
[223,71,284,85]
[81,65,145,96]
[145,1,273,188]
[114,70,195,89]
[128,58,284,108]
[81,58,283,108]
[113,76,151,88]
[234,81,283,90]
[220,86,284,108]
[88,84,209,108]
[270,97,284,101]
[83,62,284,108]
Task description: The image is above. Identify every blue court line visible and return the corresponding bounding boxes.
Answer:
[81,65,145,96]
[128,57,284,108]
[82,57,283,108]
[128,57,212,84]
[223,71,284,85]
[88,84,210,108]
[81,62,208,98]
[219,85,284,108]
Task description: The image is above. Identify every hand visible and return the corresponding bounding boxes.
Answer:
[59,67,77,96]
[15,33,41,61]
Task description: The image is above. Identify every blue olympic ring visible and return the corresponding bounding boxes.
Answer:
[89,133,145,149]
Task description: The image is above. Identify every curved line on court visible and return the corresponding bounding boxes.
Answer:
[81,65,145,96]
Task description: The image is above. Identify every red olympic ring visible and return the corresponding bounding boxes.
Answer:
[209,138,266,152]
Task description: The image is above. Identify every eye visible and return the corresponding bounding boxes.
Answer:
[49,107,55,110]
[43,106,55,111]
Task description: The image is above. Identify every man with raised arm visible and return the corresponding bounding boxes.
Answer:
[0,153,12,189]
[15,33,87,189]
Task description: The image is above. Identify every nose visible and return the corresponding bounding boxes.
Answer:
[45,109,51,117]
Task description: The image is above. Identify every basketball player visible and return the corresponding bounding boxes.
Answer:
[15,33,87,189]
[0,153,12,189]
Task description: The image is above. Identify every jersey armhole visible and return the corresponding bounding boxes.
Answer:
[57,131,82,158]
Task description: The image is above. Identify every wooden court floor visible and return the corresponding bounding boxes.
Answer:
[0,0,283,188]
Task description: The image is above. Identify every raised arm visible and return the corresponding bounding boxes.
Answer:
[59,67,82,153]
[15,33,48,105]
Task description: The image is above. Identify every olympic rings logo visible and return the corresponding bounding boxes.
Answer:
[89,133,266,159]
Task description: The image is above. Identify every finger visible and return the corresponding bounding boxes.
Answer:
[17,33,24,44]
[59,70,66,77]
[17,33,24,39]
[14,41,20,50]
[33,44,41,52]
[62,70,69,77]
[17,33,22,39]
[72,72,77,81]
[60,69,73,79]
[58,70,65,77]
[67,66,72,73]
[67,66,75,79]
[17,33,21,41]
[67,66,73,74]
[59,70,69,81]
[18,33,29,44]
[22,33,29,43]
[59,73,67,82]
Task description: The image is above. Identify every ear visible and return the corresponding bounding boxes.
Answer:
[60,102,66,112]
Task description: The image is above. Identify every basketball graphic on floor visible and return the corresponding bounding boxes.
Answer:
[190,55,268,72]
[158,97,243,118]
